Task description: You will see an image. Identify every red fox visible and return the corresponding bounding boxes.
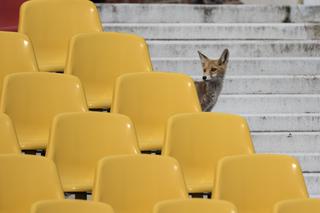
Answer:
[194,49,229,112]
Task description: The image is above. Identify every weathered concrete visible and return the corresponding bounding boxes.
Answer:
[98,4,320,23]
[148,40,320,57]
[104,23,320,40]
[213,75,320,94]
[244,113,320,132]
[214,94,320,113]
[252,132,320,153]
[152,57,320,76]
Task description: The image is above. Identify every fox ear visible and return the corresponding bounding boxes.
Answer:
[198,51,209,66]
[218,49,229,65]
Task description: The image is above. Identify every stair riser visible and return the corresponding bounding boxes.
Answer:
[148,41,320,57]
[244,115,320,131]
[252,133,320,153]
[104,24,320,40]
[215,95,320,113]
[304,174,320,195]
[153,58,320,76]
[98,4,320,23]
[216,76,320,94]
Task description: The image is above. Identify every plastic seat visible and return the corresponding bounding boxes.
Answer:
[18,0,103,72]
[32,200,114,213]
[154,199,238,213]
[0,73,88,150]
[0,0,26,31]
[65,32,153,109]
[0,113,20,154]
[274,198,320,213]
[46,112,140,193]
[162,112,254,194]
[0,155,64,213]
[0,32,38,99]
[93,155,188,213]
[111,72,201,151]
[214,154,309,213]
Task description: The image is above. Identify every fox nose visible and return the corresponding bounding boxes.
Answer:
[202,76,207,80]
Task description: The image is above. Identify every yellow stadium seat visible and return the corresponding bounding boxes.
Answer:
[18,0,102,72]
[0,113,20,154]
[93,155,188,213]
[0,73,88,151]
[154,199,238,213]
[274,198,320,213]
[111,72,201,151]
[214,154,309,213]
[32,200,114,213]
[0,32,38,98]
[0,155,64,213]
[162,112,254,194]
[65,32,153,110]
[46,112,140,194]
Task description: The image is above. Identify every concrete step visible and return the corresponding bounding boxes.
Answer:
[148,40,320,57]
[210,75,320,94]
[288,153,320,172]
[252,132,320,153]
[104,23,320,40]
[153,57,320,76]
[244,113,320,132]
[303,173,320,195]
[214,94,320,113]
[97,4,320,23]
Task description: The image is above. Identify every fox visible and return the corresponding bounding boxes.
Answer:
[194,49,229,112]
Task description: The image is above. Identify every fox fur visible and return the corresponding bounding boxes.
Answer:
[194,49,229,112]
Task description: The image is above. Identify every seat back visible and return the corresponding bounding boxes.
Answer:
[1,73,88,150]
[32,200,114,213]
[65,32,153,109]
[18,0,102,72]
[93,155,188,213]
[0,32,38,98]
[154,199,238,213]
[111,72,201,151]
[162,112,254,193]
[214,154,309,213]
[46,112,140,192]
[0,155,64,213]
[0,113,20,154]
[274,199,320,213]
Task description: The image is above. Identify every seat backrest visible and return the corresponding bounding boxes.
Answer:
[46,112,140,191]
[93,155,188,213]
[0,113,20,154]
[154,199,238,213]
[0,155,64,213]
[32,200,114,213]
[0,0,26,31]
[0,73,88,150]
[111,72,201,151]
[162,112,254,192]
[18,0,102,71]
[214,154,309,213]
[274,199,320,213]
[0,32,38,97]
[65,32,153,109]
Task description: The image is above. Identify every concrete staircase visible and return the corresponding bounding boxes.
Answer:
[98,3,320,197]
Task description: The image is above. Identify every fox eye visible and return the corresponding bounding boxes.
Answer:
[211,68,216,72]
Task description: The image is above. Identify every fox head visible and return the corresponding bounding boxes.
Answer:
[198,49,229,81]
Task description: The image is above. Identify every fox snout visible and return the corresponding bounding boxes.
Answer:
[202,76,207,80]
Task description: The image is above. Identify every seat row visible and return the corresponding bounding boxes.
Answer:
[1,153,317,213]
[0,30,152,110]
[1,108,253,195]
[0,71,200,152]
